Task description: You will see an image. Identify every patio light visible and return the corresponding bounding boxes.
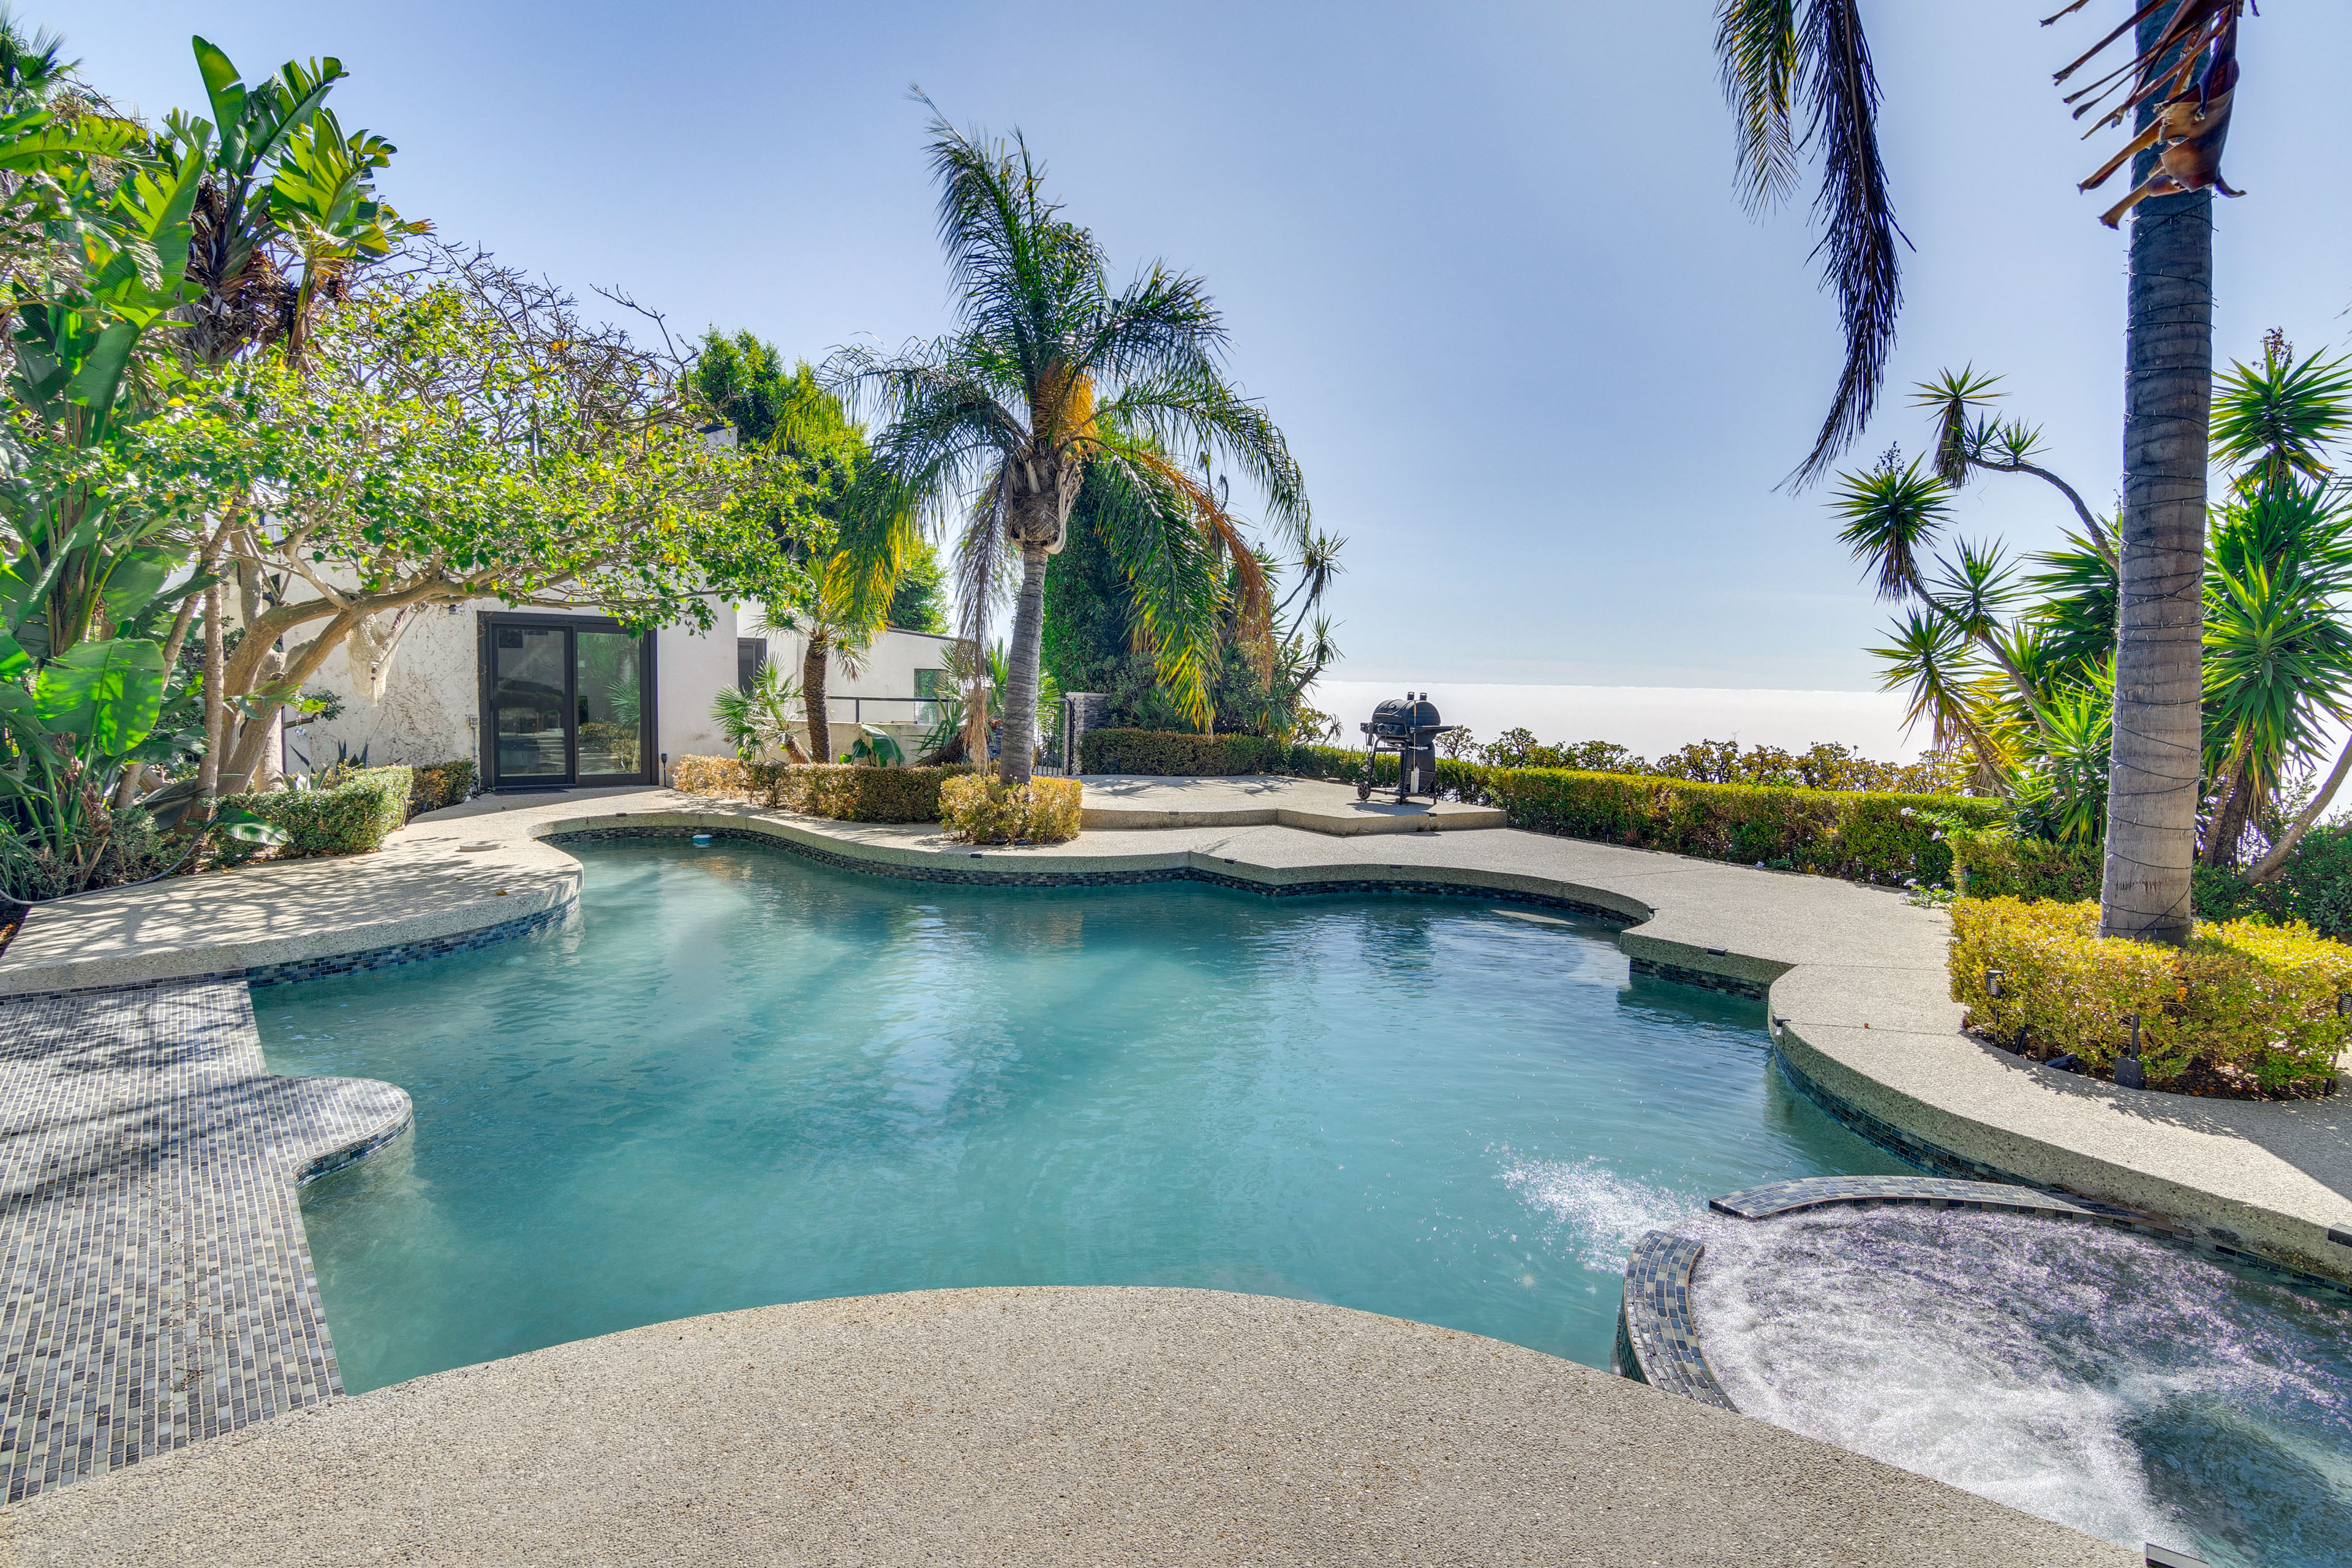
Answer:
[2115,1012,2146,1091]
[1986,969,2005,999]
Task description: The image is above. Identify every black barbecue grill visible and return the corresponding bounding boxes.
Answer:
[1359,693,1460,804]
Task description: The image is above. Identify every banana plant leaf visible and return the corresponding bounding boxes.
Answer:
[32,638,166,754]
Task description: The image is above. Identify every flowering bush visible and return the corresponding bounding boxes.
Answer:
[1949,896,2352,1096]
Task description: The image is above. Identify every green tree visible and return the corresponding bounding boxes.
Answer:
[141,250,816,790]
[1716,1,2258,943]
[829,105,1306,784]
[886,538,947,633]
[1836,345,2352,880]
[692,330,883,759]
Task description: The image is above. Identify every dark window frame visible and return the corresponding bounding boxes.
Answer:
[477,611,659,791]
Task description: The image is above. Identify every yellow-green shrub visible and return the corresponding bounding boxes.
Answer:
[1949,896,2352,1094]
[408,760,478,816]
[670,755,749,796]
[763,763,974,823]
[938,774,1083,843]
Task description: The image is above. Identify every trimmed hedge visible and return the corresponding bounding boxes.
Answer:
[1476,769,1993,886]
[671,755,747,796]
[765,763,975,823]
[1080,729,1292,776]
[668,755,974,823]
[409,760,478,818]
[226,765,413,859]
[1950,895,2352,1096]
[1947,826,2103,902]
[1286,746,1992,888]
[939,775,1082,843]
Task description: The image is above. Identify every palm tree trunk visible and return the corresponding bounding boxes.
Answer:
[2100,2,2212,946]
[999,541,1050,785]
[803,631,831,763]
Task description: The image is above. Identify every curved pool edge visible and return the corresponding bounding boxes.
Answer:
[0,1286,2133,1567]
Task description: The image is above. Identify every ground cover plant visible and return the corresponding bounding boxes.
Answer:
[1950,895,2350,1098]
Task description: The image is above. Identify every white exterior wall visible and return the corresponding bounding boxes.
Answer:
[750,618,958,747]
[290,598,957,785]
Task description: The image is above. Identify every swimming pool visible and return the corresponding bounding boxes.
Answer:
[257,837,1902,1395]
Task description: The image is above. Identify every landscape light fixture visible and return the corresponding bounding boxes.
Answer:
[1986,969,2005,999]
[2115,1013,2147,1091]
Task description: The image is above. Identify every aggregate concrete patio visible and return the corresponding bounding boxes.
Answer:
[0,780,2345,1559]
[1079,772,1506,834]
[0,1287,2127,1567]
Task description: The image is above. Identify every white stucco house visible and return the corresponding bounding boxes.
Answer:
[288,598,957,791]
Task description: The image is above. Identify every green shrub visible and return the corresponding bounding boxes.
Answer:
[1273,746,1990,888]
[224,766,413,860]
[1950,895,2352,1095]
[669,756,974,823]
[2193,824,2352,941]
[1080,729,1292,776]
[0,809,176,901]
[1947,826,2104,902]
[1474,768,1991,886]
[938,774,1082,843]
[409,760,478,817]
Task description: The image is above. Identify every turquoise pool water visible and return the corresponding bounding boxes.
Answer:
[256,838,1904,1395]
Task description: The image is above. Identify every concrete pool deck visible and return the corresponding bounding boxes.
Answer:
[0,780,2345,1556]
[1,1287,2127,1567]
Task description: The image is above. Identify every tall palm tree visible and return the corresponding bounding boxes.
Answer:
[1716,1,2257,943]
[2056,2,2241,942]
[828,105,1306,785]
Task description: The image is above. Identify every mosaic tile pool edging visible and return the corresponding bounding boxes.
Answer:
[0,982,412,1502]
[1613,1234,1733,1409]
[1767,1039,2352,1299]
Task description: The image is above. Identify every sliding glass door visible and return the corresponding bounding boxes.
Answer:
[480,615,655,790]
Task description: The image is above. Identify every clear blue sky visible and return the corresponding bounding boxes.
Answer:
[69,2,2352,692]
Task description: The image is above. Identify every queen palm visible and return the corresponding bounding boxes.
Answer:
[828,107,1306,785]
[1715,2,2255,943]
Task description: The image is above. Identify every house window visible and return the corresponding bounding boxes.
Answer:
[737,638,767,692]
[914,668,946,724]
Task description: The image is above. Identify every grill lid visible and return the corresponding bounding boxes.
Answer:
[1368,694,1444,736]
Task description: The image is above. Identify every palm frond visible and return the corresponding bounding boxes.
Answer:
[1715,0,1801,213]
[1789,0,1905,487]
